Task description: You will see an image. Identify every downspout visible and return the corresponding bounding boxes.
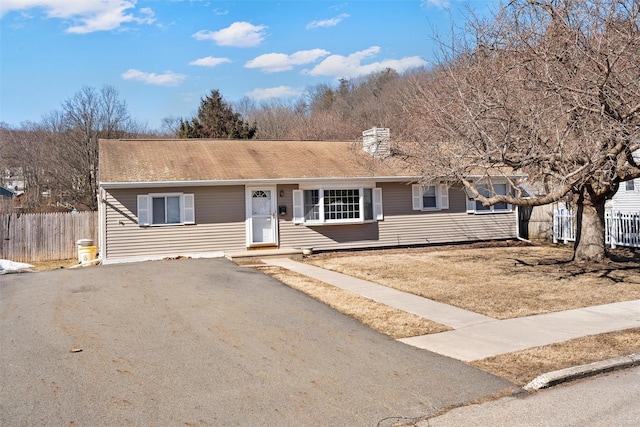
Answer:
[98,188,107,262]
[516,205,532,243]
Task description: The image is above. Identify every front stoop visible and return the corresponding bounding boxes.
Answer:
[225,247,303,261]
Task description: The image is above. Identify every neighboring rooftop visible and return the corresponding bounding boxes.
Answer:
[0,186,16,197]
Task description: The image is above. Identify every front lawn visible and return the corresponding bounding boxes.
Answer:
[302,243,640,319]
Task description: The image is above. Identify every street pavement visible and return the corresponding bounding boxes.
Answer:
[419,365,640,426]
[0,258,511,426]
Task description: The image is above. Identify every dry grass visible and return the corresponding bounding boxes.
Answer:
[471,328,640,386]
[256,265,451,339]
[25,259,78,271]
[304,243,640,319]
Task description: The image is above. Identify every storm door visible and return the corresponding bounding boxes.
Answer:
[246,187,277,246]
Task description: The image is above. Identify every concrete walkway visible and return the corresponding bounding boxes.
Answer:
[263,258,640,362]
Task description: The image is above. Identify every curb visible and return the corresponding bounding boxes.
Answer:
[524,352,640,390]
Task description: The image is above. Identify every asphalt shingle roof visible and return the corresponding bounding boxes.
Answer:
[99,139,412,184]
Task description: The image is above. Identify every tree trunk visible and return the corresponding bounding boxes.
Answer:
[573,190,606,263]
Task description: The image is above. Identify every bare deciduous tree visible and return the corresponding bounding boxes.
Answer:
[242,98,304,140]
[2,86,152,212]
[43,85,134,209]
[400,0,640,262]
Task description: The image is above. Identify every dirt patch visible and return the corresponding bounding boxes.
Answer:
[28,259,79,271]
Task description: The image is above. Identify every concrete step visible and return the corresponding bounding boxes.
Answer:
[225,248,302,261]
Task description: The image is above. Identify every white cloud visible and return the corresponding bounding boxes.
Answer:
[192,21,267,47]
[121,69,186,86]
[245,49,330,73]
[306,13,349,29]
[246,86,304,101]
[305,46,428,78]
[422,0,451,9]
[0,0,156,33]
[137,7,155,24]
[189,56,231,67]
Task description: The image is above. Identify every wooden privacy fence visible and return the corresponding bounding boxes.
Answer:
[0,211,98,262]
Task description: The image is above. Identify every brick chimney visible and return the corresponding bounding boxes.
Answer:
[362,127,391,158]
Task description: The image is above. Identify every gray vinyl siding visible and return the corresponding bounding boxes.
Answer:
[277,182,517,251]
[104,186,246,260]
[104,182,517,260]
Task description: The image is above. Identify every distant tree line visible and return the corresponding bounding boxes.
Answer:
[162,68,415,142]
[236,68,414,141]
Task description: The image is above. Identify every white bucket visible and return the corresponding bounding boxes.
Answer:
[78,246,98,263]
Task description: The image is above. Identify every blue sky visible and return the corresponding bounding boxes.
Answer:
[0,0,497,130]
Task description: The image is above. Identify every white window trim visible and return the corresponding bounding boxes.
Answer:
[293,185,383,225]
[137,192,195,226]
[412,184,449,211]
[466,183,513,214]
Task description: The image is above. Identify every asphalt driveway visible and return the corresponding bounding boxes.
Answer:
[1,258,511,426]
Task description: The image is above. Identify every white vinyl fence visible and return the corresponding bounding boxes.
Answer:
[553,209,640,248]
[606,211,640,248]
[553,209,576,244]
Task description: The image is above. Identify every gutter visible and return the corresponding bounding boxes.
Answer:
[100,174,530,190]
[99,172,530,190]
[98,176,421,189]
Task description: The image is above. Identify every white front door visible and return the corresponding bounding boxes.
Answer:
[247,187,278,246]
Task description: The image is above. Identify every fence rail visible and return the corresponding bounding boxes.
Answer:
[606,211,640,249]
[0,211,98,262]
[553,209,640,249]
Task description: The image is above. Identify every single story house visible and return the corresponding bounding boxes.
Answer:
[98,129,520,264]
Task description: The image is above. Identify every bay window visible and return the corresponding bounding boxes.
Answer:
[293,187,382,225]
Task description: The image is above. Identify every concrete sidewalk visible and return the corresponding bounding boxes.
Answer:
[401,300,640,361]
[263,258,640,362]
